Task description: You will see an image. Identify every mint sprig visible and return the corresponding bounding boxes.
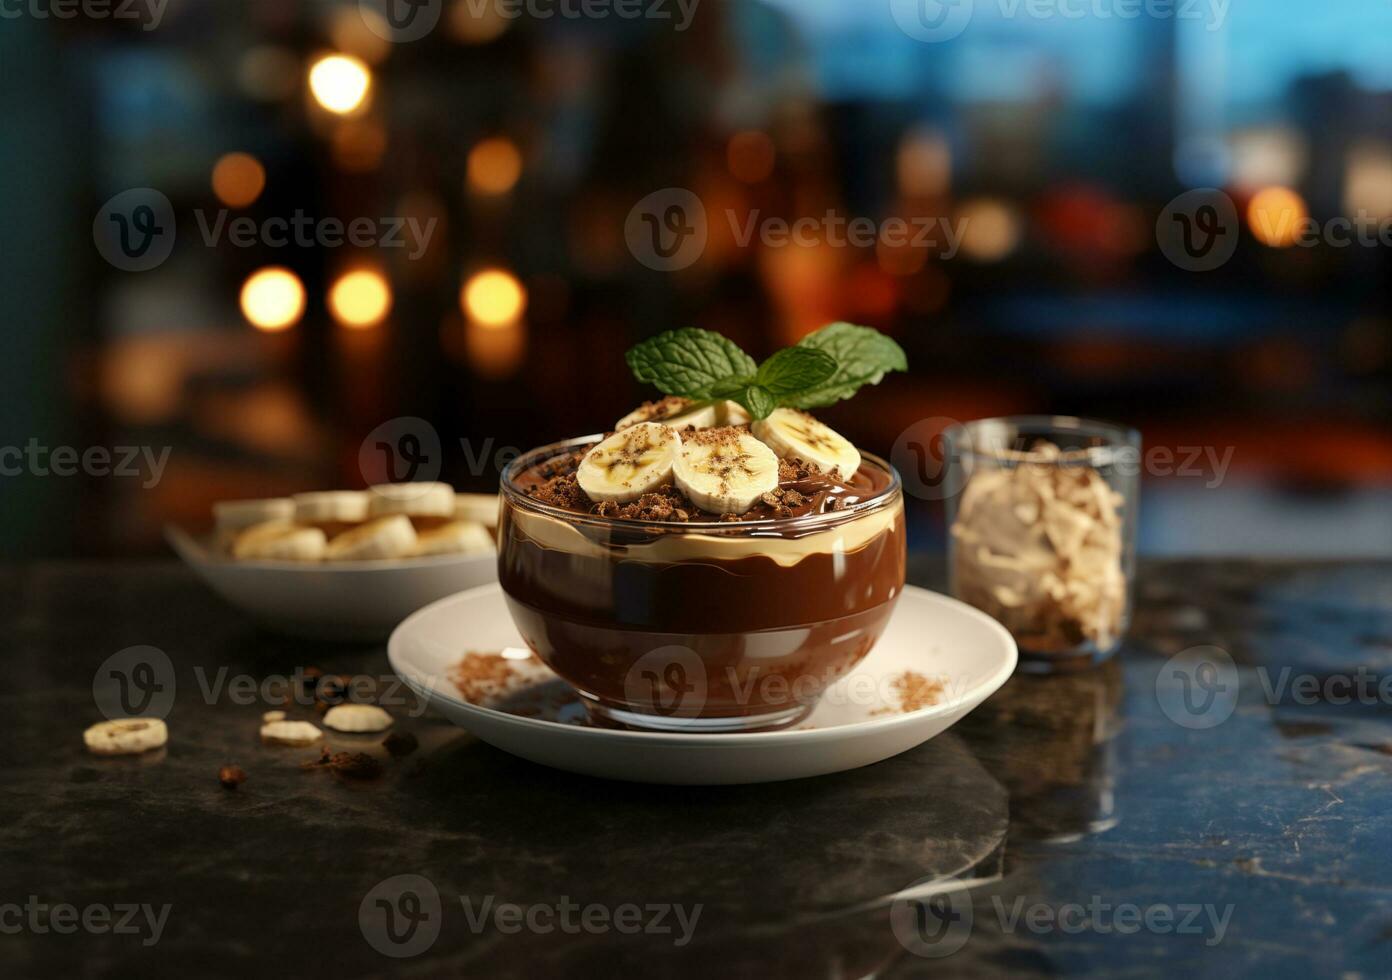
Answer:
[624,323,905,421]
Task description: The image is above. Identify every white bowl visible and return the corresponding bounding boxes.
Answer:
[167,526,498,642]
[388,583,1017,784]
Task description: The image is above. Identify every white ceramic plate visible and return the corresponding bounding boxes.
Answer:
[388,583,1017,784]
[167,526,498,642]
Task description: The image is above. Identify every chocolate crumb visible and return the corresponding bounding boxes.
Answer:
[382,732,419,758]
[302,748,383,780]
[218,765,247,790]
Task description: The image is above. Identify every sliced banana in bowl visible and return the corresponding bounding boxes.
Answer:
[751,408,862,481]
[673,427,780,515]
[325,515,418,561]
[576,422,681,504]
[616,398,751,431]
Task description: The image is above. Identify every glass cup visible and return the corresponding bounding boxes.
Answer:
[498,437,907,732]
[943,417,1140,673]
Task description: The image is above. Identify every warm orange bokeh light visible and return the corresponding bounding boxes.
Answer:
[956,198,1021,262]
[467,137,523,196]
[308,54,372,115]
[1247,186,1308,248]
[211,152,266,208]
[727,131,776,184]
[329,269,392,329]
[461,269,527,328]
[240,267,306,332]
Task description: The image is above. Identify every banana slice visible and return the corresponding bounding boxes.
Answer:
[260,719,323,746]
[673,427,779,515]
[83,718,168,756]
[751,408,862,481]
[214,498,295,534]
[616,398,750,431]
[576,423,681,504]
[293,491,369,525]
[454,493,500,527]
[325,515,418,561]
[232,522,327,561]
[323,704,393,733]
[368,482,455,523]
[413,520,494,556]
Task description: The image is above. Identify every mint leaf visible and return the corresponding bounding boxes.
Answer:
[754,346,837,396]
[626,328,758,399]
[708,375,755,399]
[785,322,907,408]
[737,384,777,420]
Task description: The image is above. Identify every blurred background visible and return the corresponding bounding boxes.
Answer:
[2,0,1390,559]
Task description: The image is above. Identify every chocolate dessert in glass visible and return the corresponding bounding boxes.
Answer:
[497,325,909,732]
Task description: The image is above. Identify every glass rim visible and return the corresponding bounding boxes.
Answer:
[500,434,902,533]
[947,415,1141,467]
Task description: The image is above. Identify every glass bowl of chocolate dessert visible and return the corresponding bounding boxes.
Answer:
[498,403,906,733]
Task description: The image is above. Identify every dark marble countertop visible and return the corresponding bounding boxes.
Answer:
[3,558,1390,978]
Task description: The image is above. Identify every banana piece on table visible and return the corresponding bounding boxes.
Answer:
[260,719,323,746]
[414,520,494,556]
[673,427,779,515]
[616,398,751,431]
[83,718,168,756]
[325,515,418,561]
[232,522,327,561]
[577,423,681,504]
[323,704,393,733]
[751,408,861,481]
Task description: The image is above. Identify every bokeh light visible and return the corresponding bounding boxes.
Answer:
[449,0,511,43]
[467,137,523,195]
[461,269,527,328]
[240,267,306,332]
[956,198,1021,262]
[329,269,393,330]
[897,128,951,198]
[727,131,776,184]
[308,54,372,115]
[1247,186,1308,248]
[329,7,392,65]
[332,119,388,172]
[211,152,266,208]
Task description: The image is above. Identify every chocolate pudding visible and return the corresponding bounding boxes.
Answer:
[498,434,906,732]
